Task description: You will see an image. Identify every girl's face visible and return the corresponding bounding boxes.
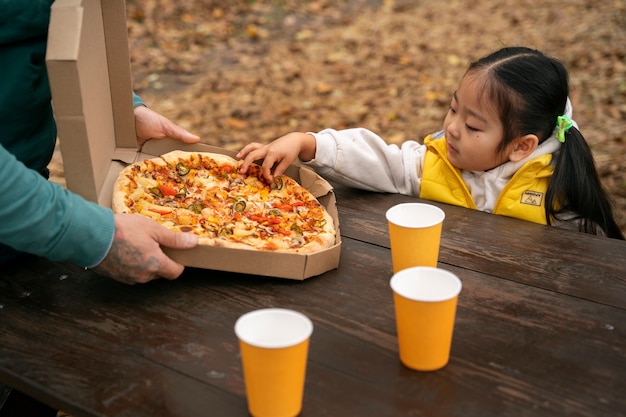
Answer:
[443,72,510,171]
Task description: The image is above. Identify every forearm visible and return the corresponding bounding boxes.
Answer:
[305,128,424,195]
[0,145,115,267]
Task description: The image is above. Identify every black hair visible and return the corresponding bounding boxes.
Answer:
[466,47,624,239]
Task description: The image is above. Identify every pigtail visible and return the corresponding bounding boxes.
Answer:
[546,127,624,239]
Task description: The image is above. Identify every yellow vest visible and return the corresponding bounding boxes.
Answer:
[419,135,554,225]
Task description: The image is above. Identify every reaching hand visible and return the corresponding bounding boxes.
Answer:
[237,132,316,183]
[134,105,200,149]
[92,214,199,284]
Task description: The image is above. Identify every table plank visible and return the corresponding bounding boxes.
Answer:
[333,186,626,309]
[0,260,248,417]
[1,236,624,417]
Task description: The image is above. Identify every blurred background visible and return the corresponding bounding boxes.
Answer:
[50,0,626,234]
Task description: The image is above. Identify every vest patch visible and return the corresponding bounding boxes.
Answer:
[520,190,543,206]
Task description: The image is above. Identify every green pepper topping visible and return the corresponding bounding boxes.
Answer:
[218,227,233,237]
[149,187,163,197]
[232,199,247,213]
[176,162,190,176]
[175,186,187,198]
[268,209,281,217]
[187,203,204,214]
[291,224,303,235]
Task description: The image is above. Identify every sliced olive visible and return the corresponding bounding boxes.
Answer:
[176,162,190,176]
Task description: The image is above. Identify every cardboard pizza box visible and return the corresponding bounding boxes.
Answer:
[45,0,341,280]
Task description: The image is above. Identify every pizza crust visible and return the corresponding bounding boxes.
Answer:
[160,149,238,167]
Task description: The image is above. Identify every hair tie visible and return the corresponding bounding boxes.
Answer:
[555,115,574,143]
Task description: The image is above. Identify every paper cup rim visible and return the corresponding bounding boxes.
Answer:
[385,203,445,228]
[235,308,313,349]
[390,267,462,302]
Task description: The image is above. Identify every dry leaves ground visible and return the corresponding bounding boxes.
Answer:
[50,0,626,234]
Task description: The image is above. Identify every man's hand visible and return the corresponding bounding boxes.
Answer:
[134,105,200,149]
[92,214,198,284]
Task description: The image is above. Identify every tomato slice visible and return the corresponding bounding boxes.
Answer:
[248,214,263,222]
[273,226,292,236]
[274,203,293,212]
[158,184,179,197]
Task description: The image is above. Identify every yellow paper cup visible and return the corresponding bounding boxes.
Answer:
[386,203,445,272]
[235,308,313,417]
[390,267,462,371]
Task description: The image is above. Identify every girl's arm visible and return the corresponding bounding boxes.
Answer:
[305,127,425,196]
[239,128,425,196]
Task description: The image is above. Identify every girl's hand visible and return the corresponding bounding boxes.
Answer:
[237,132,316,183]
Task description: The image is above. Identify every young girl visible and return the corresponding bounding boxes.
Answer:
[237,47,624,239]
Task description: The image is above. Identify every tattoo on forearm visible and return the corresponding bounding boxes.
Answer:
[92,240,160,284]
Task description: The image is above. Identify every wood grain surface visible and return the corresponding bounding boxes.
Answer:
[1,188,625,417]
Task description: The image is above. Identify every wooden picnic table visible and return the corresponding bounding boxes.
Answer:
[1,185,625,417]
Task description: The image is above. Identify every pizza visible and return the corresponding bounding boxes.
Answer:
[112,150,336,254]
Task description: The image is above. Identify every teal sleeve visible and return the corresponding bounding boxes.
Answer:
[132,91,146,107]
[0,145,115,267]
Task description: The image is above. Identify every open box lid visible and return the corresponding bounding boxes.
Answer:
[46,0,138,204]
